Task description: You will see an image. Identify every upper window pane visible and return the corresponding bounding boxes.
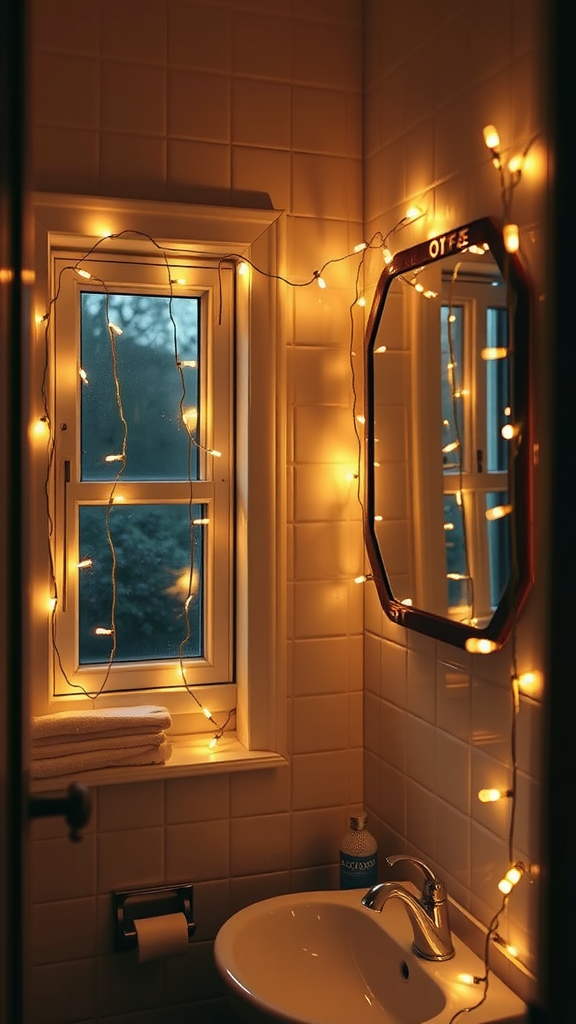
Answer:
[80,292,200,481]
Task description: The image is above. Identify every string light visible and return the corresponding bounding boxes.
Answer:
[503,223,520,253]
[478,788,513,803]
[481,347,508,360]
[465,637,499,654]
[485,503,513,521]
[77,559,93,569]
[501,423,518,440]
[108,321,123,336]
[76,268,92,280]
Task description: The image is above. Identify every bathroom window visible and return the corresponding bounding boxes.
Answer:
[30,195,286,758]
[50,256,233,697]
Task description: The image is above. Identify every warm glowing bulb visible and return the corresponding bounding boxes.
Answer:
[483,125,501,150]
[171,277,187,286]
[95,627,113,636]
[406,204,423,220]
[209,737,219,749]
[458,974,476,986]
[79,367,89,385]
[202,707,212,719]
[357,295,366,307]
[442,441,459,453]
[505,865,523,886]
[485,504,513,521]
[192,517,210,525]
[354,575,369,584]
[354,241,367,252]
[238,261,248,275]
[501,423,518,440]
[356,415,365,424]
[401,597,413,606]
[478,788,504,803]
[48,596,57,613]
[414,282,424,293]
[316,274,326,289]
[498,878,513,895]
[77,558,93,569]
[31,417,50,441]
[518,671,538,694]
[503,223,520,253]
[382,247,393,265]
[375,344,387,353]
[481,347,508,360]
[443,523,454,531]
[76,268,91,280]
[108,321,123,336]
[423,289,438,299]
[105,454,124,462]
[182,407,198,432]
[374,515,383,522]
[178,359,197,369]
[508,153,525,174]
[465,637,499,654]
[208,448,221,458]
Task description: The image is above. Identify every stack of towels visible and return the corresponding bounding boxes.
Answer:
[31,705,172,779]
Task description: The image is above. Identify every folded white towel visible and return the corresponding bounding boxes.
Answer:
[31,730,166,761]
[31,705,172,742]
[30,739,173,779]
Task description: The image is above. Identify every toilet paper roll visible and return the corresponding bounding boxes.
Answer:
[134,912,190,963]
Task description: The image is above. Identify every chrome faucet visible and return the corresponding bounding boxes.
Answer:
[361,855,455,962]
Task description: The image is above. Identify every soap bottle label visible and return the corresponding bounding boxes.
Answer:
[339,852,378,889]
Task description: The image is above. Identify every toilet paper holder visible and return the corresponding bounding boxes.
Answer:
[113,883,196,951]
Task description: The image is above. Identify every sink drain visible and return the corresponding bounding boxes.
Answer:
[399,960,410,981]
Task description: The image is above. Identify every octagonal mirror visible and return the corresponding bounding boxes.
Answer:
[364,217,532,651]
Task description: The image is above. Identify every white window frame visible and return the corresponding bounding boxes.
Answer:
[27,193,287,781]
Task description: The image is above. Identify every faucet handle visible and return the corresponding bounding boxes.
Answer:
[385,855,446,901]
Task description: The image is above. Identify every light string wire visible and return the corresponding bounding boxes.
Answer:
[41,241,236,743]
[446,128,536,1022]
[39,216,416,741]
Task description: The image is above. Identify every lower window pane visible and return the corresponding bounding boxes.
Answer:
[78,503,205,664]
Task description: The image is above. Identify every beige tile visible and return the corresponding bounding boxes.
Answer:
[294,406,358,464]
[100,134,166,189]
[471,677,512,766]
[101,61,166,134]
[30,897,97,966]
[32,0,100,53]
[29,960,96,1024]
[435,802,470,896]
[380,638,408,708]
[33,53,99,129]
[291,806,347,869]
[230,813,291,875]
[436,661,471,741]
[98,781,164,832]
[96,952,163,1018]
[292,693,350,753]
[292,153,362,221]
[232,11,291,80]
[406,649,436,724]
[406,779,435,858]
[291,750,348,809]
[292,346,354,406]
[291,19,361,91]
[436,732,470,815]
[292,87,362,157]
[166,820,229,881]
[293,579,362,638]
[293,521,363,581]
[364,691,381,756]
[232,145,291,211]
[167,139,231,189]
[380,699,407,772]
[101,0,167,63]
[190,878,231,941]
[229,871,290,913]
[30,834,97,904]
[469,822,509,926]
[168,70,230,142]
[169,0,232,72]
[163,939,227,1005]
[232,79,291,149]
[294,464,362,523]
[230,765,290,817]
[97,828,164,894]
[33,127,99,194]
[380,760,406,838]
[293,636,359,695]
[165,773,230,824]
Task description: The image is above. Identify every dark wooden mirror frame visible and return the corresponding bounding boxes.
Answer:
[364,217,533,651]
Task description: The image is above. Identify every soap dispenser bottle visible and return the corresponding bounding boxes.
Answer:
[339,813,378,889]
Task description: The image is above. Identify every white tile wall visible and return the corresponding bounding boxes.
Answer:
[26,0,548,1018]
[362,0,547,986]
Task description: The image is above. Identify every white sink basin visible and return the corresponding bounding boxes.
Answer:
[214,889,527,1024]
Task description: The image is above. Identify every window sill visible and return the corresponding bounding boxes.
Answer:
[29,733,288,793]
